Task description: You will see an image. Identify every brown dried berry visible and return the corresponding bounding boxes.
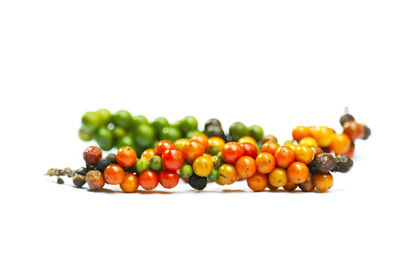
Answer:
[334,155,353,173]
[83,146,102,166]
[340,114,355,126]
[362,125,371,140]
[298,178,314,192]
[310,153,336,173]
[57,177,64,184]
[85,170,105,191]
[72,174,86,188]
[262,134,278,144]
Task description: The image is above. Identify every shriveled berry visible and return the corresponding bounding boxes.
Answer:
[85,170,105,191]
[334,155,353,173]
[262,134,278,144]
[311,153,336,173]
[340,114,355,126]
[362,125,371,140]
[105,153,117,164]
[83,146,102,166]
[188,175,207,190]
[96,158,111,172]
[75,167,88,176]
[72,174,86,188]
[57,177,64,184]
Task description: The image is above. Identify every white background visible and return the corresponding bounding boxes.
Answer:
[1,1,399,266]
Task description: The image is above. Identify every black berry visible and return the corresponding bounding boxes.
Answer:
[96,158,111,172]
[188,175,207,190]
[334,155,353,173]
[105,153,117,164]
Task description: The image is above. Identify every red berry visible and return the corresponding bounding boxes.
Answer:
[162,148,184,171]
[159,170,180,189]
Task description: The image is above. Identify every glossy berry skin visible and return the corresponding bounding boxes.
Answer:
[159,170,180,189]
[329,133,351,155]
[283,181,297,191]
[141,148,157,160]
[268,168,288,188]
[175,138,189,151]
[85,170,105,191]
[247,172,268,192]
[343,120,364,141]
[261,142,280,155]
[191,133,209,150]
[139,170,159,190]
[311,126,334,147]
[238,136,257,146]
[238,142,256,158]
[155,140,176,156]
[298,137,318,147]
[162,148,184,171]
[182,140,206,162]
[287,162,309,184]
[83,146,102,166]
[104,164,125,185]
[299,178,314,192]
[207,137,225,153]
[217,164,238,185]
[312,172,333,192]
[120,173,139,193]
[274,146,296,168]
[294,145,314,165]
[193,155,214,177]
[222,142,244,164]
[255,152,275,174]
[262,134,278,144]
[116,146,137,168]
[236,156,257,178]
[292,126,311,141]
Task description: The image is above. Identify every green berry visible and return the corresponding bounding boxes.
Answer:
[136,158,150,174]
[248,125,264,142]
[207,145,220,155]
[180,164,193,179]
[112,126,128,140]
[132,115,149,129]
[284,140,294,146]
[160,126,182,142]
[149,156,162,171]
[212,155,223,169]
[229,122,248,141]
[96,108,112,126]
[95,127,114,151]
[151,117,170,137]
[111,110,133,129]
[208,169,218,182]
[116,135,135,148]
[180,116,198,134]
[78,127,92,141]
[135,124,156,148]
[82,111,101,132]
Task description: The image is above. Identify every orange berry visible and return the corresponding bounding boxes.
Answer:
[191,133,209,150]
[292,126,311,141]
[312,172,334,192]
[247,172,268,192]
[343,121,364,141]
[255,152,276,174]
[268,168,287,188]
[139,170,159,190]
[261,142,280,155]
[283,181,297,191]
[299,137,318,147]
[274,146,296,168]
[193,155,214,177]
[182,140,206,162]
[207,137,225,153]
[116,146,137,168]
[236,156,257,178]
[217,164,238,185]
[311,126,334,147]
[159,170,180,189]
[104,164,125,185]
[287,162,309,184]
[141,148,156,160]
[295,145,314,164]
[329,133,351,155]
[120,173,139,193]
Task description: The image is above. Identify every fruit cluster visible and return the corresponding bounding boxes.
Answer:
[49,113,369,193]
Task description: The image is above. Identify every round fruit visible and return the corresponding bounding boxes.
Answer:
[208,137,225,154]
[261,142,280,155]
[222,142,244,164]
[298,179,314,192]
[136,158,150,173]
[82,111,101,132]
[283,181,297,191]
[340,114,355,126]
[95,127,114,151]
[204,125,226,139]
[262,134,278,144]
[229,122,248,141]
[116,135,135,149]
[191,133,209,150]
[180,164,193,179]
[298,137,318,147]
[311,153,336,173]
[255,152,275,174]
[135,124,156,148]
[268,168,288,188]
[312,172,333,192]
[162,148,184,171]
[247,172,268,192]
[274,146,296,168]
[132,115,149,129]
[294,145,314,164]
[151,117,169,136]
[205,118,222,129]
[141,148,157,160]
[104,164,125,185]
[248,125,264,142]
[155,140,176,156]
[139,170,159,190]
[159,170,180,189]
[311,126,334,147]
[85,170,105,191]
[292,126,311,141]
[236,156,257,178]
[208,169,219,182]
[111,110,133,129]
[160,126,182,142]
[334,155,353,173]
[116,146,137,168]
[175,138,189,150]
[217,164,238,185]
[149,156,163,171]
[287,162,309,184]
[83,146,102,166]
[329,133,351,155]
[193,155,214,177]
[343,120,364,140]
[182,140,206,162]
[238,136,257,146]
[240,142,258,158]
[96,108,112,126]
[79,127,92,141]
[180,116,198,134]
[120,173,139,193]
